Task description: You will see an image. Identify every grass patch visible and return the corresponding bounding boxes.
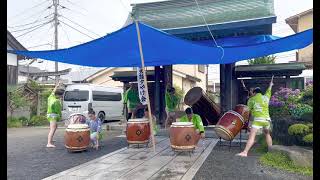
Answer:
[260,152,313,176]
[29,115,48,126]
[7,117,23,128]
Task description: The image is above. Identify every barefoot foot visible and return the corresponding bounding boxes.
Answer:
[236,152,247,157]
[46,144,56,148]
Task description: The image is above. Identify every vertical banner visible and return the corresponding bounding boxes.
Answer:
[137,67,147,105]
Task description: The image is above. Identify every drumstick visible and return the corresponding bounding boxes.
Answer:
[270,75,274,86]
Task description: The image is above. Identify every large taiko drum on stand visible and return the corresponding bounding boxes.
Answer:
[170,122,196,150]
[184,87,221,125]
[126,118,151,144]
[64,124,90,152]
[214,110,245,141]
[234,104,250,122]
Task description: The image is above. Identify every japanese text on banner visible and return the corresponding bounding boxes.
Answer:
[137,67,147,105]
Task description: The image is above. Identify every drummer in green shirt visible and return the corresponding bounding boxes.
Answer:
[46,82,62,148]
[123,83,140,120]
[165,85,181,128]
[237,76,274,157]
[179,107,205,145]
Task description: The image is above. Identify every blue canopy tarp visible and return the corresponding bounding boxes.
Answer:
[8,22,313,67]
[199,35,280,47]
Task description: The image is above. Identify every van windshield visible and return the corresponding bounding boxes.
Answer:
[64,90,89,101]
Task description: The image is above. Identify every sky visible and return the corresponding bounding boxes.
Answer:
[7,0,313,81]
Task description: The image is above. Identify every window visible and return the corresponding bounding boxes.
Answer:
[64,90,89,101]
[92,91,122,101]
[198,65,205,73]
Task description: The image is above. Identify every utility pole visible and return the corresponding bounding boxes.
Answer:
[53,0,59,83]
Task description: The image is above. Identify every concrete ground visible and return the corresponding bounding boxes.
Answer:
[193,142,313,180]
[7,126,127,180]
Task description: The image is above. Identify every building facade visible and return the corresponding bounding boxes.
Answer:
[7,30,27,85]
[85,65,206,96]
[286,9,313,68]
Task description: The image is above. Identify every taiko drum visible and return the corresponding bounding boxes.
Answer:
[214,110,245,141]
[170,122,196,150]
[234,104,250,123]
[184,87,221,125]
[64,124,90,152]
[126,118,151,144]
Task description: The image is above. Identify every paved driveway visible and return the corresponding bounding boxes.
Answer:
[7,127,127,180]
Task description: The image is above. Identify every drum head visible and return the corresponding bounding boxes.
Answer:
[235,104,248,108]
[67,124,89,129]
[226,110,245,123]
[184,87,203,106]
[128,118,149,122]
[214,126,233,141]
[171,122,194,127]
[69,113,85,118]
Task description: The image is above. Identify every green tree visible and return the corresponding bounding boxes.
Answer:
[248,55,276,65]
[7,86,30,117]
[26,79,55,115]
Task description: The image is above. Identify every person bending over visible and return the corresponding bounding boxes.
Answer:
[178,107,205,145]
[86,110,102,150]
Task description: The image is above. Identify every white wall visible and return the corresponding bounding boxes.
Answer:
[208,64,220,83]
[7,44,17,66]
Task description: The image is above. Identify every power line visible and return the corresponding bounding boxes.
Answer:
[27,43,54,49]
[59,23,72,46]
[11,20,54,33]
[60,15,101,37]
[16,20,53,38]
[119,0,132,13]
[10,6,52,24]
[8,0,49,20]
[59,20,95,39]
[58,4,87,16]
[8,14,53,29]
[20,24,50,47]
[23,23,54,49]
[64,0,88,12]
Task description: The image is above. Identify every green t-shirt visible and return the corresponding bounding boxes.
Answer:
[123,88,140,109]
[179,114,205,133]
[165,92,180,112]
[247,87,271,120]
[47,93,62,121]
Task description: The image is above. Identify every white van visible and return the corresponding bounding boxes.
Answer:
[62,84,123,121]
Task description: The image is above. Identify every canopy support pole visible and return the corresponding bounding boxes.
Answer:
[135,21,156,153]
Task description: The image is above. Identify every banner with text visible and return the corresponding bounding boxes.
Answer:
[137,67,147,105]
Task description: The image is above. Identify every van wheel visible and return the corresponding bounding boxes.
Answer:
[98,111,105,122]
